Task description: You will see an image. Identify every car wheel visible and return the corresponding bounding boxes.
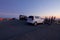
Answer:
[34,22,37,26]
[42,22,44,24]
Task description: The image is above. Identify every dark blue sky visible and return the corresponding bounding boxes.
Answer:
[0,0,60,18]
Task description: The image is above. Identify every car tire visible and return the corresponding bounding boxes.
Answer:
[34,22,37,26]
[42,22,44,24]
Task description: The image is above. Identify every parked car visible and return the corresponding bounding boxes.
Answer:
[19,15,27,21]
[27,16,45,26]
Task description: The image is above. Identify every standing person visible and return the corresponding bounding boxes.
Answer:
[48,17,51,25]
[53,16,56,24]
[44,17,48,24]
[51,16,54,24]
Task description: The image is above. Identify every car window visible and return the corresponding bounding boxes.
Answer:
[29,16,33,18]
[28,16,34,20]
[35,16,39,19]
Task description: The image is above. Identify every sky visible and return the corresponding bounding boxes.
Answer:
[0,0,60,18]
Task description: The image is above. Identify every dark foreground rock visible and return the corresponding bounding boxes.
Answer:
[0,20,60,40]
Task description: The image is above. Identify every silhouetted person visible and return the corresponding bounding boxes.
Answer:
[44,17,49,24]
[53,16,56,23]
[50,16,56,24]
[50,16,53,23]
[48,17,51,24]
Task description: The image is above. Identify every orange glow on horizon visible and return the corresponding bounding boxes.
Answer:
[56,16,60,18]
[41,16,60,18]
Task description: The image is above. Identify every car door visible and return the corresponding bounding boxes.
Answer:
[35,16,40,23]
[27,16,34,22]
[39,18,44,23]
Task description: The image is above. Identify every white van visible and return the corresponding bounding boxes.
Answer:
[27,16,44,25]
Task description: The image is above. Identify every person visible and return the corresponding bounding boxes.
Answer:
[44,17,48,24]
[50,16,56,24]
[50,16,53,23]
[48,17,51,25]
[53,16,56,24]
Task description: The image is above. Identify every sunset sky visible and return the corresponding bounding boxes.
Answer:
[0,0,60,18]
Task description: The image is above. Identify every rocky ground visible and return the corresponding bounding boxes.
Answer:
[0,20,60,40]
